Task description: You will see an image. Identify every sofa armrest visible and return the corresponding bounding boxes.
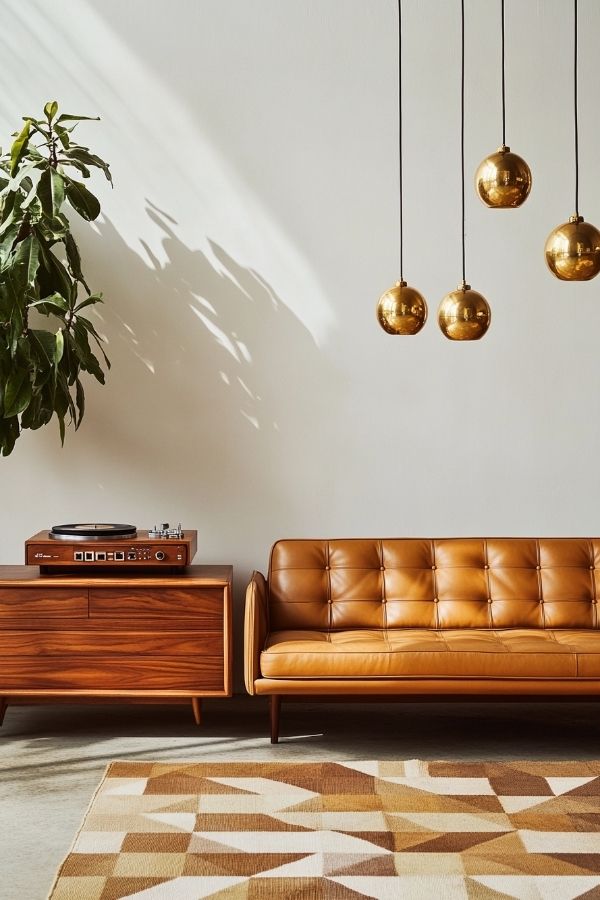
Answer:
[244,570,269,695]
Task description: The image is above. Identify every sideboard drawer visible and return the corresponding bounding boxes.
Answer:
[0,589,87,619]
[0,631,224,657]
[89,587,224,622]
[0,657,224,691]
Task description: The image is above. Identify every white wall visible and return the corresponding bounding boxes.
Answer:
[2,0,600,685]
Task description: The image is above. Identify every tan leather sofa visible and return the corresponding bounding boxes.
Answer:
[245,538,600,742]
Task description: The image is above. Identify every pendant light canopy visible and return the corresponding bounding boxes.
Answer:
[475,0,532,209]
[438,0,491,341]
[546,0,600,281]
[377,0,427,335]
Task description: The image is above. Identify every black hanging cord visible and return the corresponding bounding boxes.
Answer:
[574,0,579,216]
[398,0,404,279]
[461,0,466,284]
[501,0,506,146]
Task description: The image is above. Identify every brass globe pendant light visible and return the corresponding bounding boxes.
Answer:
[545,0,600,281]
[377,0,427,335]
[438,0,491,341]
[475,0,532,208]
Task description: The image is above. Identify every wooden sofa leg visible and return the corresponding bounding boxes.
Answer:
[270,695,281,743]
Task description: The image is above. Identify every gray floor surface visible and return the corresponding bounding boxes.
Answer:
[1,696,600,900]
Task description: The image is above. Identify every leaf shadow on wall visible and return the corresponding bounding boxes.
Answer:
[74,204,341,542]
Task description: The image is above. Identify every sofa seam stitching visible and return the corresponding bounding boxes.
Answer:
[432,540,439,630]
[380,539,388,644]
[326,540,332,637]
[536,538,546,629]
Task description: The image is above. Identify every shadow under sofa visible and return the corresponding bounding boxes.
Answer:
[244,538,600,742]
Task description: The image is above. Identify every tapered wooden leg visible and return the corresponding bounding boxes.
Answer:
[191,698,202,725]
[270,695,281,744]
[0,699,6,726]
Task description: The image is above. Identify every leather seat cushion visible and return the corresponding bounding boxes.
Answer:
[260,629,600,679]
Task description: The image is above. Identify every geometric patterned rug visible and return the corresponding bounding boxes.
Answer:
[48,760,600,899]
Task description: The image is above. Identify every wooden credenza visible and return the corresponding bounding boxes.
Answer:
[0,564,232,724]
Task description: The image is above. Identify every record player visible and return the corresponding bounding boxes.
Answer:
[25,523,197,571]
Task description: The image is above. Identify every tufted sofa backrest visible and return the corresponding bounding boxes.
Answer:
[268,538,600,631]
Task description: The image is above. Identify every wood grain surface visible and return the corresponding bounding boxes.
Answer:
[0,564,232,586]
[0,657,224,691]
[0,631,224,656]
[89,587,224,620]
[0,589,87,618]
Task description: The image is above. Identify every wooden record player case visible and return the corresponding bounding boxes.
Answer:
[0,564,232,724]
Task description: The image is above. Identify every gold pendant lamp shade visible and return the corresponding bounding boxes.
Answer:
[438,282,491,341]
[438,0,491,341]
[545,215,600,281]
[476,145,531,208]
[475,1,531,209]
[546,0,600,281]
[377,281,427,335]
[376,0,427,334]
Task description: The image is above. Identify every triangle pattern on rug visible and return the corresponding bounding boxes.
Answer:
[471,875,600,900]
[546,778,598,796]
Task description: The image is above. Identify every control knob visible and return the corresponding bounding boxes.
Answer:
[155,551,166,561]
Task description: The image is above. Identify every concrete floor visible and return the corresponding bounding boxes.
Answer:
[1,696,600,900]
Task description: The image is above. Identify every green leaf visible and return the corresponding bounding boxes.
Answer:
[64,233,89,292]
[0,415,20,455]
[56,114,100,124]
[0,223,18,268]
[63,148,112,185]
[0,190,24,236]
[54,125,70,150]
[3,369,32,416]
[44,101,58,123]
[29,291,69,313]
[72,320,105,383]
[14,234,40,288]
[37,213,69,242]
[37,240,74,304]
[74,293,103,313]
[76,314,110,369]
[75,377,85,428]
[65,179,100,221]
[0,271,20,320]
[54,328,64,365]
[37,168,65,218]
[29,328,56,369]
[58,157,90,178]
[10,120,32,176]
[26,122,50,141]
[34,382,55,424]
[21,175,43,210]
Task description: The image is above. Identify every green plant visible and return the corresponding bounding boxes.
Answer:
[0,100,112,456]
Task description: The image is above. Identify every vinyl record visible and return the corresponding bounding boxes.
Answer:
[51,523,137,540]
